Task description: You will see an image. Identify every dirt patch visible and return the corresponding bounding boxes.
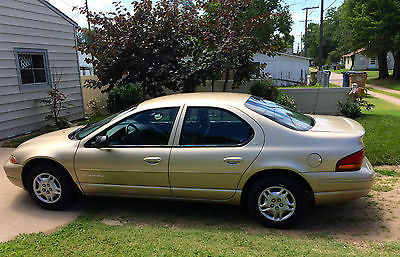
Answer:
[375,165,400,172]
[95,171,400,243]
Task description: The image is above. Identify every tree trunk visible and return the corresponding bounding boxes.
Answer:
[222,70,229,92]
[211,79,215,92]
[378,54,389,79]
[393,51,400,81]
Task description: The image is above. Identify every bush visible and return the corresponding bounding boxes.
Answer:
[338,87,374,118]
[249,80,279,101]
[338,101,362,118]
[276,94,296,110]
[249,80,297,110]
[106,83,142,113]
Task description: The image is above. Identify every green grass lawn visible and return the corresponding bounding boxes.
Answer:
[330,68,349,75]
[367,77,400,91]
[356,97,400,166]
[367,87,400,99]
[0,218,396,257]
[365,70,400,91]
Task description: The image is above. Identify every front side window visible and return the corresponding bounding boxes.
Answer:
[245,96,314,131]
[14,49,51,89]
[179,107,253,146]
[99,107,179,146]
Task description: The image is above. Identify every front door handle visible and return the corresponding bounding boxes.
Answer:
[223,157,243,165]
[144,156,161,165]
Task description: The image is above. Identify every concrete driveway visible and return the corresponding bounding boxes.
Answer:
[0,148,82,242]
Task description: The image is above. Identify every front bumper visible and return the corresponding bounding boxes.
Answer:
[3,158,24,188]
[304,158,375,205]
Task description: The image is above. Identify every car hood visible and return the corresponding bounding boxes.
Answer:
[19,126,81,147]
[309,115,365,135]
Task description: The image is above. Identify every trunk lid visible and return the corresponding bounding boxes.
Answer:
[309,115,365,135]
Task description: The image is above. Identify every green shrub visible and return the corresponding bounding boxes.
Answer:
[106,83,142,113]
[276,93,296,110]
[249,80,297,110]
[249,80,279,101]
[338,87,374,118]
[338,101,362,118]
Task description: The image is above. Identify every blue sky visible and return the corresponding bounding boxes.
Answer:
[50,0,344,52]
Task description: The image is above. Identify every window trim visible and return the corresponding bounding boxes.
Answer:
[14,48,51,91]
[176,106,255,148]
[84,107,182,148]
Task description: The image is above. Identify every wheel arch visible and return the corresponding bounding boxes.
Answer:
[21,158,81,194]
[240,169,315,207]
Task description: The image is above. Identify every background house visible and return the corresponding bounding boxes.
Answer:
[253,52,312,87]
[0,0,85,139]
[343,49,394,70]
[78,52,93,76]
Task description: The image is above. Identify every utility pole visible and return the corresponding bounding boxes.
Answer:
[85,0,91,31]
[300,32,303,55]
[319,0,324,70]
[302,6,319,58]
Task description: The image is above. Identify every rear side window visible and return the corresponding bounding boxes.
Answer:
[245,96,314,131]
[180,107,254,146]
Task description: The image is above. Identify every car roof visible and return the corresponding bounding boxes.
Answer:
[137,92,251,109]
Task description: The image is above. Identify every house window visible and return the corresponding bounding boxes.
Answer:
[14,49,51,90]
[370,57,376,65]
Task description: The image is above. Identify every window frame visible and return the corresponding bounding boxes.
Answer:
[14,48,51,91]
[176,106,255,148]
[84,107,182,148]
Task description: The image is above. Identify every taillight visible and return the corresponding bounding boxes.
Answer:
[336,149,365,172]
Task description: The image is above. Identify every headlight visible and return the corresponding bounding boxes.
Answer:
[9,155,17,164]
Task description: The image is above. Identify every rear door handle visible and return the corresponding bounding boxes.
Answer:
[223,157,243,165]
[144,157,161,165]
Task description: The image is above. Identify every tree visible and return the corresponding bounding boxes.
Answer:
[77,0,292,95]
[343,0,400,79]
[76,0,199,97]
[302,7,351,65]
[182,0,292,92]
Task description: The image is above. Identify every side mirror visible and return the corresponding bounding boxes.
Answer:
[92,135,108,148]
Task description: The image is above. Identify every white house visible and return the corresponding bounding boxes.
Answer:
[253,53,312,87]
[343,49,394,70]
[0,0,85,139]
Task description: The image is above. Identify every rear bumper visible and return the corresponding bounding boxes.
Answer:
[304,158,375,205]
[3,159,24,188]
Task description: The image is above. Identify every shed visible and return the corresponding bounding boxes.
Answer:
[0,0,85,139]
[253,53,312,87]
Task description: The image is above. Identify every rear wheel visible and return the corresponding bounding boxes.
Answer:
[247,176,306,228]
[27,163,74,210]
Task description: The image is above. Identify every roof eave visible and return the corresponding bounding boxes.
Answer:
[37,0,78,27]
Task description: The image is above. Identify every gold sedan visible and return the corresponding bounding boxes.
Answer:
[3,93,374,228]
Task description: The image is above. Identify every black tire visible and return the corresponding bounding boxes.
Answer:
[27,163,74,210]
[247,176,307,228]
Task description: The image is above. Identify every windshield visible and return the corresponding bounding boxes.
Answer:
[245,96,315,131]
[74,107,136,140]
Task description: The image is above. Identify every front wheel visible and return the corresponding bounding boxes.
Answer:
[247,176,307,228]
[27,163,74,210]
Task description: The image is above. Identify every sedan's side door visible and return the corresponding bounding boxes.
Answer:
[169,106,264,200]
[74,107,181,197]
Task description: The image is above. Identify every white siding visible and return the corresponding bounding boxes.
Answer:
[253,53,310,87]
[0,0,84,139]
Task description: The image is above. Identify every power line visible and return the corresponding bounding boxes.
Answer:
[325,0,338,12]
